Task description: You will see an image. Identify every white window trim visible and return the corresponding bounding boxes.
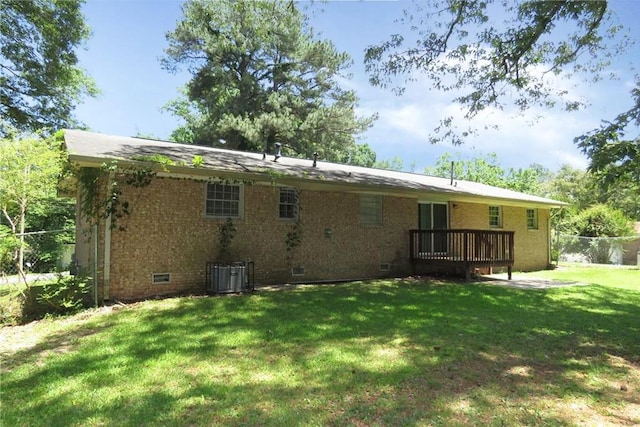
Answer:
[205,182,244,219]
[279,187,299,221]
[527,208,538,230]
[360,195,383,226]
[489,205,503,229]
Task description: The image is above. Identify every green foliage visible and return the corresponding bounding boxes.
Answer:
[0,135,64,230]
[0,274,90,325]
[542,164,640,221]
[0,225,20,274]
[365,1,622,145]
[217,218,237,262]
[0,0,98,135]
[0,134,66,278]
[424,152,548,195]
[76,161,156,230]
[575,79,640,192]
[375,156,404,171]
[285,221,303,254]
[191,154,205,167]
[337,143,377,167]
[569,204,634,238]
[285,194,303,263]
[131,154,176,168]
[163,0,375,161]
[36,274,90,316]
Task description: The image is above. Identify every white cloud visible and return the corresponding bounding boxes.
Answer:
[353,68,617,171]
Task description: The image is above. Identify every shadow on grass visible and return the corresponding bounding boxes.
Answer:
[3,279,639,426]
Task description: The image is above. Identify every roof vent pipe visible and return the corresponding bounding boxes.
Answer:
[273,143,282,162]
[450,161,455,185]
[313,152,318,167]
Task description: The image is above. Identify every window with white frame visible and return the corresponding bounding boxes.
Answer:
[279,187,298,220]
[205,182,242,219]
[489,205,502,228]
[526,208,538,230]
[360,195,383,225]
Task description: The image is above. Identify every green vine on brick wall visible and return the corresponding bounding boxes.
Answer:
[76,160,156,230]
[285,191,303,265]
[217,218,237,262]
[285,219,303,254]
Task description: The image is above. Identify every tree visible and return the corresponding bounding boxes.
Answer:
[0,0,97,136]
[336,143,377,168]
[163,0,375,161]
[423,152,546,195]
[365,1,624,145]
[575,78,639,191]
[425,152,505,187]
[542,164,640,221]
[375,156,404,171]
[0,134,64,278]
[571,204,633,238]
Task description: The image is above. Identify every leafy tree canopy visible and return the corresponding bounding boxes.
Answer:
[569,204,634,237]
[542,164,640,221]
[424,152,548,195]
[336,143,377,168]
[365,0,625,145]
[0,0,97,136]
[0,133,65,233]
[575,78,640,189]
[163,0,375,162]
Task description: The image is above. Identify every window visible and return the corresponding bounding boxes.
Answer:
[489,206,502,228]
[360,195,383,225]
[206,183,242,219]
[526,208,538,230]
[279,187,298,220]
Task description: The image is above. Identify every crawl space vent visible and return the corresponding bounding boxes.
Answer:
[152,273,171,284]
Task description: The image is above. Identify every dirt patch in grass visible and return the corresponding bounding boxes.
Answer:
[0,304,121,369]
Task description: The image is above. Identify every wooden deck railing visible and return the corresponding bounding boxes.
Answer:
[409,229,515,279]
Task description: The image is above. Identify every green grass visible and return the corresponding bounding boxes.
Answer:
[1,266,639,426]
[522,262,640,290]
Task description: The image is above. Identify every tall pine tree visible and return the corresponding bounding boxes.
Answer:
[163,0,375,161]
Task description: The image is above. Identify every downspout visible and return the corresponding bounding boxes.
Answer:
[103,171,113,301]
[548,209,553,267]
[93,223,98,307]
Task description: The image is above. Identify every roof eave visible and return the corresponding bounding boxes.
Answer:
[67,153,568,209]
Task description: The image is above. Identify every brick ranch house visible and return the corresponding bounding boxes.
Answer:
[63,130,566,301]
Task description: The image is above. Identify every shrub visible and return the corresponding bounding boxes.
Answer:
[571,204,634,237]
[34,274,91,316]
[0,274,91,325]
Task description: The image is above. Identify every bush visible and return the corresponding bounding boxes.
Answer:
[33,274,91,316]
[0,274,91,325]
[571,204,634,237]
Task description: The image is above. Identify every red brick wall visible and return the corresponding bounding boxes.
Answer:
[100,177,416,300]
[77,175,554,300]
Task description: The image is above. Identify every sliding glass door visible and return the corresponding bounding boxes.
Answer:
[418,203,449,254]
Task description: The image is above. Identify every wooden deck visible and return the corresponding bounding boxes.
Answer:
[410,229,515,280]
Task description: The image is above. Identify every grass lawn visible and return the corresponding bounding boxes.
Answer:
[1,265,639,426]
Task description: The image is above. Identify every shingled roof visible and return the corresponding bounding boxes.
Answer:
[64,129,566,208]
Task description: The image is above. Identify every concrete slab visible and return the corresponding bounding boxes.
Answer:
[479,274,589,290]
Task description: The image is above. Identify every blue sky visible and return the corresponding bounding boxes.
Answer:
[74,0,639,173]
